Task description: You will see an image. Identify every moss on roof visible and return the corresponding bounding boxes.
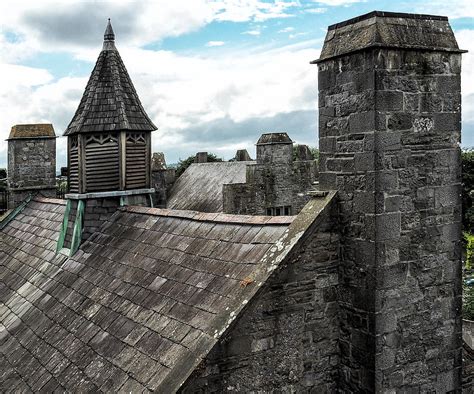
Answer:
[9,124,55,139]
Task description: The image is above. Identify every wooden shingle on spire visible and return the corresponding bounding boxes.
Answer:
[65,20,156,194]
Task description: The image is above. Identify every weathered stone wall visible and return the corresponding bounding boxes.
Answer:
[7,137,56,208]
[318,46,462,391]
[152,169,175,208]
[181,197,339,392]
[223,160,318,216]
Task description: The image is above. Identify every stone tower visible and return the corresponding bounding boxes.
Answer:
[58,20,156,256]
[314,11,465,392]
[7,124,56,208]
[256,132,293,164]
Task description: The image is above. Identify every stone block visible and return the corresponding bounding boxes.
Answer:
[349,112,375,134]
[375,91,403,112]
[374,131,401,152]
[375,212,400,241]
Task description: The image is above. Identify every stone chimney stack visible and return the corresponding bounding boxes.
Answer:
[7,124,56,208]
[234,149,252,162]
[256,132,293,165]
[314,11,465,392]
[194,152,208,163]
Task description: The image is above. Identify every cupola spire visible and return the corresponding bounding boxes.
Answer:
[104,18,115,41]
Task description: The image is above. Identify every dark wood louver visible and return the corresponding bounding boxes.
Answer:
[63,20,157,195]
[85,134,120,191]
[68,136,79,193]
[125,132,147,189]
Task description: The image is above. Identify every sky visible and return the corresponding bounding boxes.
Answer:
[0,0,473,170]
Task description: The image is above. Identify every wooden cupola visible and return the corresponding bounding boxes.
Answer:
[64,19,157,194]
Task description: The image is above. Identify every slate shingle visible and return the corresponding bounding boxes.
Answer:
[64,21,156,136]
[0,194,325,392]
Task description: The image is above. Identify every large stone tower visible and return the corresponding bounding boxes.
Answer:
[314,11,465,392]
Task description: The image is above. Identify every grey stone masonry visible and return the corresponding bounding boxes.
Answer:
[223,133,318,216]
[182,195,339,392]
[315,11,465,392]
[7,124,56,209]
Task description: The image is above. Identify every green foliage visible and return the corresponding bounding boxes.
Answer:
[310,147,319,161]
[463,282,474,320]
[462,149,474,233]
[175,153,223,178]
[56,179,68,193]
[466,232,474,271]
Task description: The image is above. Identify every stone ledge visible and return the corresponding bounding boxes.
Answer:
[65,188,155,200]
[122,205,296,225]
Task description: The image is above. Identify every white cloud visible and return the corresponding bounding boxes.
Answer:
[242,29,261,36]
[278,26,295,33]
[456,29,474,124]
[311,0,363,6]
[0,0,299,59]
[305,7,327,14]
[206,40,225,47]
[414,0,474,19]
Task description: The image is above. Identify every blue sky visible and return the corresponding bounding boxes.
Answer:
[0,0,473,169]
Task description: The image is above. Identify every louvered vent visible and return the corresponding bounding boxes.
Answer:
[69,136,79,193]
[85,134,120,192]
[125,132,147,189]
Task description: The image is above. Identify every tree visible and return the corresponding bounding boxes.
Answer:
[175,153,223,178]
[462,149,474,233]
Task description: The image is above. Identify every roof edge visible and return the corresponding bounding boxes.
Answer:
[122,205,295,225]
[327,10,448,31]
[161,190,338,392]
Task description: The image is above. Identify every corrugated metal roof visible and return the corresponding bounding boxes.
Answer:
[168,162,254,212]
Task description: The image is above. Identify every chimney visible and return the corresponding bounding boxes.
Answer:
[151,152,175,208]
[295,144,313,161]
[234,149,252,161]
[314,11,465,392]
[195,152,208,163]
[256,132,293,165]
[57,20,157,255]
[7,124,56,209]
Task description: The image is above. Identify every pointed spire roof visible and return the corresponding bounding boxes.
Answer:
[64,20,157,136]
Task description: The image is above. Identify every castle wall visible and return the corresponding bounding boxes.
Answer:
[181,197,339,392]
[223,160,317,216]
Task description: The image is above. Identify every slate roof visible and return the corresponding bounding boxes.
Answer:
[8,124,55,139]
[0,193,337,393]
[64,20,157,135]
[168,162,254,212]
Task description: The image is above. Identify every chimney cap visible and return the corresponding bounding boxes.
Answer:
[312,10,466,64]
[256,132,293,145]
[8,124,56,140]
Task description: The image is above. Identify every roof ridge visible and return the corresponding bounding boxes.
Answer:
[121,205,295,225]
[33,196,68,205]
[110,51,130,130]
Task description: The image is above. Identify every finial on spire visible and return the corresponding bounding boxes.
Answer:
[104,19,115,42]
